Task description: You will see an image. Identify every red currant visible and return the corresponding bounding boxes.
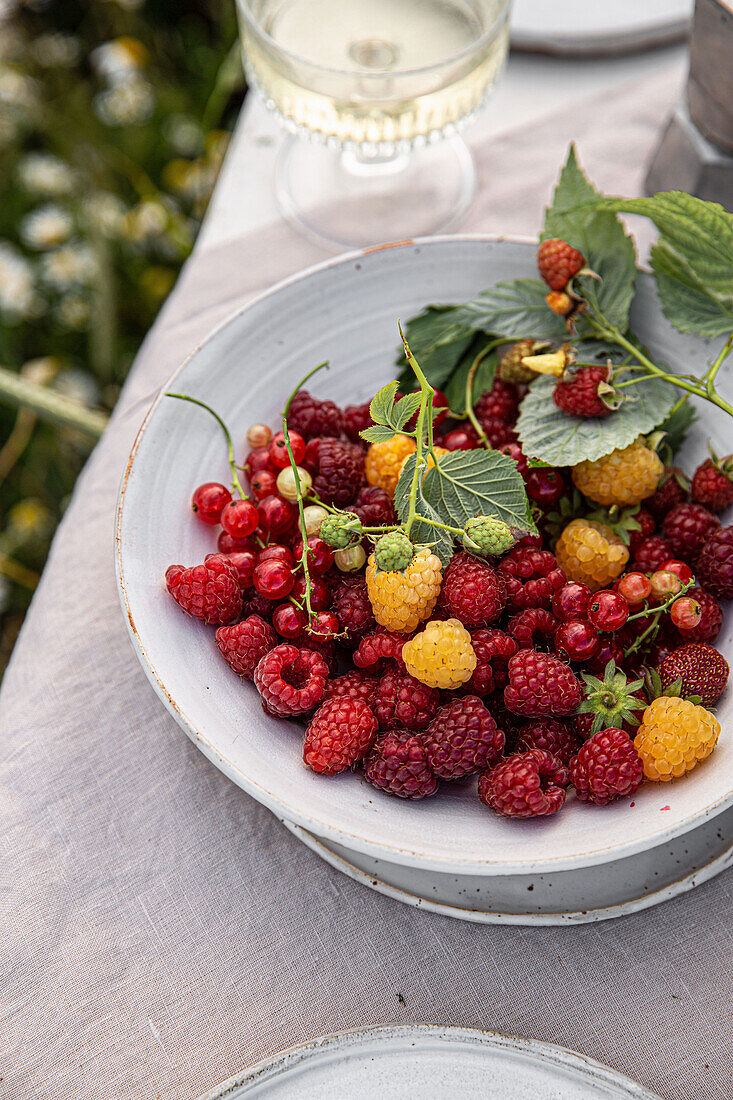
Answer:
[586,638,625,673]
[616,572,652,605]
[554,619,600,662]
[498,442,529,477]
[291,574,330,611]
[269,429,306,469]
[222,549,256,588]
[670,596,702,630]
[650,570,683,600]
[253,558,294,600]
[525,468,565,508]
[552,582,592,621]
[250,469,278,500]
[191,482,231,525]
[588,590,629,631]
[258,494,297,538]
[220,498,259,539]
[292,535,334,577]
[659,559,694,585]
[244,447,275,479]
[403,387,449,430]
[247,423,272,449]
[272,602,307,638]
[309,610,340,638]
[442,428,475,451]
[217,531,257,555]
[258,544,294,567]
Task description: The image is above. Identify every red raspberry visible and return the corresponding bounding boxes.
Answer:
[498,541,566,610]
[553,365,611,418]
[663,502,721,563]
[479,748,569,818]
[628,508,656,556]
[504,650,583,717]
[691,458,733,513]
[632,535,673,574]
[646,466,689,522]
[313,438,364,507]
[253,643,328,717]
[569,728,643,805]
[286,390,344,440]
[660,642,729,706]
[423,696,505,780]
[364,730,438,800]
[373,666,440,730]
[343,401,372,443]
[507,608,558,649]
[696,527,733,599]
[324,669,379,706]
[242,588,274,621]
[165,555,241,625]
[352,484,396,527]
[475,379,520,425]
[537,238,586,291]
[303,697,378,775]
[517,718,579,766]
[673,585,723,645]
[468,629,518,695]
[331,574,375,641]
[215,614,276,678]
[439,552,506,628]
[352,627,409,672]
[299,633,337,674]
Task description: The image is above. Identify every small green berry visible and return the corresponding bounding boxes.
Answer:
[319,511,362,549]
[463,514,514,556]
[374,529,414,573]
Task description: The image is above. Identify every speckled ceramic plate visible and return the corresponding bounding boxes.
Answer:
[199,1026,662,1098]
[116,237,732,921]
[511,0,692,55]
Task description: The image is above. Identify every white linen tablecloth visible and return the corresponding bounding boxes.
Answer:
[4,61,732,1100]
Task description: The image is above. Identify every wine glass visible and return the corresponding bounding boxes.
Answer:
[235,0,512,249]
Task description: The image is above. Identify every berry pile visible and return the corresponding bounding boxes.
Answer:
[163,240,730,824]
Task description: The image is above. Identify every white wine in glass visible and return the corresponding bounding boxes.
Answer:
[236,0,512,248]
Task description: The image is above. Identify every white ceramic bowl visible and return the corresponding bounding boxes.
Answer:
[116,237,732,922]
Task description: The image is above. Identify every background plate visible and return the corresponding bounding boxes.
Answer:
[200,1025,663,1099]
[511,0,692,56]
[116,236,732,878]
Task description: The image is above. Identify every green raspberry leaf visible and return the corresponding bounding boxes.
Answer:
[391,392,422,431]
[650,240,733,338]
[395,307,475,390]
[447,279,568,341]
[394,455,454,566]
[658,399,696,457]
[369,381,399,427]
[360,423,398,445]
[542,145,637,332]
[516,373,677,466]
[422,449,537,536]
[443,342,499,414]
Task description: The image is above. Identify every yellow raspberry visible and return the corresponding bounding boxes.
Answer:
[402,618,477,690]
[555,519,629,592]
[572,439,664,507]
[634,696,720,781]
[365,435,416,498]
[366,546,442,633]
[397,446,449,483]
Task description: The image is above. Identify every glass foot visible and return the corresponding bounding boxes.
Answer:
[274,133,476,251]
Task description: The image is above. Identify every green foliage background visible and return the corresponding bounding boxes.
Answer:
[0,0,243,675]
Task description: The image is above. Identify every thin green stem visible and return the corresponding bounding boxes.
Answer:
[703,331,733,393]
[399,324,433,537]
[414,515,464,536]
[464,349,492,450]
[166,393,246,498]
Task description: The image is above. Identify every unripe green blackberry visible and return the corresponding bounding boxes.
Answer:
[319,511,362,549]
[497,339,540,384]
[374,529,414,573]
[463,515,514,556]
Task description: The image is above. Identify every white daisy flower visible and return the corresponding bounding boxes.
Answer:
[40,244,96,291]
[93,78,155,126]
[0,241,38,317]
[55,294,90,330]
[83,191,127,237]
[18,153,75,196]
[20,204,73,250]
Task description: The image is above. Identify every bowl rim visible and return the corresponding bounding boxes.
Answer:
[115,233,733,875]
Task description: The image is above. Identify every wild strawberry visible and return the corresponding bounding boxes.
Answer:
[538,238,586,290]
[660,643,729,706]
[691,456,733,513]
[553,365,612,418]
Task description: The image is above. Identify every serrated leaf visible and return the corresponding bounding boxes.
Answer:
[421,449,536,535]
[443,342,498,413]
[393,455,454,565]
[650,240,733,337]
[447,279,568,341]
[395,308,474,390]
[391,392,422,430]
[360,424,398,444]
[543,145,637,331]
[516,374,677,466]
[658,400,696,456]
[369,381,398,427]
